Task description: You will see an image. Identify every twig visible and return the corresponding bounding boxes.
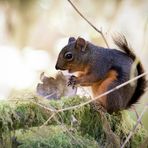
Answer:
[41,72,148,127]
[30,100,56,112]
[56,113,85,147]
[67,0,109,48]
[133,107,143,126]
[121,102,148,148]
[39,113,56,128]
[56,72,148,112]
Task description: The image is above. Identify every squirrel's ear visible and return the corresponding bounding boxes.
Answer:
[68,37,76,44]
[75,37,87,51]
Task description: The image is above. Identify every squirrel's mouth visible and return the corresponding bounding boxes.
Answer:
[68,69,75,73]
[68,69,72,73]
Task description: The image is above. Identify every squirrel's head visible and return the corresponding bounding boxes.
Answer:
[55,37,88,73]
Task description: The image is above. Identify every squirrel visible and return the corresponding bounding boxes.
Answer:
[55,35,146,113]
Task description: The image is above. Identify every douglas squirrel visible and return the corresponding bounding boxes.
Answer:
[55,35,146,113]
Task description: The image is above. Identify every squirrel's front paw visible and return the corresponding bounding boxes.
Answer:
[68,75,77,89]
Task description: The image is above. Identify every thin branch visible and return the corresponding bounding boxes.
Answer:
[56,71,148,112]
[41,72,148,127]
[30,100,56,112]
[39,113,56,128]
[121,102,148,148]
[133,107,143,126]
[67,0,109,48]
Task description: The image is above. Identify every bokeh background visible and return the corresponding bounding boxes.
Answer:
[0,0,148,130]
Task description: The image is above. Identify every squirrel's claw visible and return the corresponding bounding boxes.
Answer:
[68,75,77,89]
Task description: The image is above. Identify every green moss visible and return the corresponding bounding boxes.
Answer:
[107,111,147,147]
[16,126,99,148]
[0,102,19,132]
[0,102,49,133]
[0,91,147,147]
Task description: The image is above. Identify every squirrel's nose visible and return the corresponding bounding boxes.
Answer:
[55,64,60,70]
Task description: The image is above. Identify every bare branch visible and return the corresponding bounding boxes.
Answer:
[41,72,148,128]
[39,113,56,128]
[56,71,148,112]
[67,0,109,48]
[30,100,56,112]
[133,107,143,126]
[121,102,148,148]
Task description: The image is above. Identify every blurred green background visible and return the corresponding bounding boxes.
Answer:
[0,0,147,131]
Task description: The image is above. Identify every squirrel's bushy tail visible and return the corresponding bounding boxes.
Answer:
[113,35,146,107]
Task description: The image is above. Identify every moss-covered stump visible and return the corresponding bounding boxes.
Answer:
[15,125,99,148]
[0,91,147,148]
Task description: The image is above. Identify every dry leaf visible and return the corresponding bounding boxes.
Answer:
[36,72,77,99]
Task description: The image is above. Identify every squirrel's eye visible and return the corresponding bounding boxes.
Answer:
[64,52,73,61]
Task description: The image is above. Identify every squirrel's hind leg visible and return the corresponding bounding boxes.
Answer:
[91,70,118,113]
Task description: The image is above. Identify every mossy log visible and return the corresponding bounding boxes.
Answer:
[0,91,147,148]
